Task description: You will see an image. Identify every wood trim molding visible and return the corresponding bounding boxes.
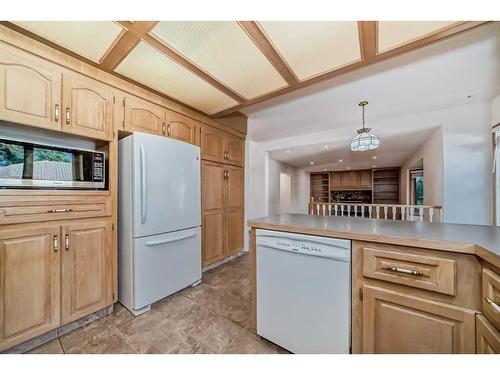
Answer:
[238,21,299,86]
[358,21,378,61]
[99,21,158,71]
[214,21,490,117]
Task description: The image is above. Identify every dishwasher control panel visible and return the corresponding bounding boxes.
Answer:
[256,234,350,261]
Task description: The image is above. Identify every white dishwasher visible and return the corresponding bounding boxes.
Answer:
[256,229,351,354]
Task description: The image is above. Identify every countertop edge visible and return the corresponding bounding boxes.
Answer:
[247,220,499,269]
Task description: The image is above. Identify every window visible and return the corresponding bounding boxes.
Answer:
[410,169,424,206]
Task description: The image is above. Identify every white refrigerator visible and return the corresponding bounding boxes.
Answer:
[118,132,201,316]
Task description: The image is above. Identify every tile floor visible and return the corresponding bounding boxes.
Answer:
[28,254,288,354]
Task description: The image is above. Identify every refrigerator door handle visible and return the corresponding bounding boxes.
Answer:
[145,231,197,246]
[140,144,147,225]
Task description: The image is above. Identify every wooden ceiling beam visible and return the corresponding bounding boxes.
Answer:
[358,21,378,61]
[238,21,299,86]
[214,21,490,117]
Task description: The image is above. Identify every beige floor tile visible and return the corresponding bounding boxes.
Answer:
[108,303,136,330]
[59,316,114,352]
[225,330,289,354]
[27,339,64,354]
[183,314,243,352]
[62,324,136,354]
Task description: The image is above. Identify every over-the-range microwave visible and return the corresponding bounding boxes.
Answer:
[0,138,106,190]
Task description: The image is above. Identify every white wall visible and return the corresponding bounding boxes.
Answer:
[400,127,444,207]
[400,102,493,225]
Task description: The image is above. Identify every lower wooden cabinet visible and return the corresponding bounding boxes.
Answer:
[0,226,61,351]
[476,314,500,354]
[0,220,113,351]
[61,221,112,324]
[362,286,476,353]
[201,161,244,267]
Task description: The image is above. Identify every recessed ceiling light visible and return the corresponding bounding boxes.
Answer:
[339,159,343,162]
[372,156,377,159]
[310,161,315,165]
[372,165,377,168]
[323,145,329,149]
[346,166,351,170]
[286,150,291,153]
[323,168,327,171]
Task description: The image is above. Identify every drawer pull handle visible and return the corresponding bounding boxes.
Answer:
[383,266,424,276]
[65,233,70,251]
[65,107,71,125]
[53,235,59,253]
[47,208,73,213]
[55,104,60,122]
[485,297,500,313]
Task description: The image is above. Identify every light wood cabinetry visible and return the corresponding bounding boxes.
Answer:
[123,94,165,135]
[0,226,61,351]
[329,169,372,190]
[363,285,476,353]
[201,161,244,266]
[201,125,244,166]
[61,221,112,324]
[165,108,196,144]
[482,268,500,330]
[0,45,61,131]
[476,314,500,354]
[359,170,372,188]
[62,73,114,140]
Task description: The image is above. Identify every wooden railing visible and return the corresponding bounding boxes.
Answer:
[308,200,443,223]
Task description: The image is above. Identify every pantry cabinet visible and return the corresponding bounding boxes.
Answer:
[0,226,61,352]
[224,134,245,167]
[61,221,112,324]
[0,46,61,131]
[202,161,244,266]
[201,125,245,166]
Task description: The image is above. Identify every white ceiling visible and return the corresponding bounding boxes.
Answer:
[246,22,500,171]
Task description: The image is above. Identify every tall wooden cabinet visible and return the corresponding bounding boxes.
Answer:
[200,124,245,267]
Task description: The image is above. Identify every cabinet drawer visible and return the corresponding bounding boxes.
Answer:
[363,246,456,295]
[0,196,112,225]
[476,314,500,354]
[482,268,500,330]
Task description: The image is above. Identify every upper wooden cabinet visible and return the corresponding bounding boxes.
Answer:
[330,170,372,190]
[201,125,245,166]
[61,221,112,324]
[363,285,476,354]
[62,74,114,140]
[165,108,195,144]
[124,94,165,135]
[0,226,61,352]
[0,46,61,132]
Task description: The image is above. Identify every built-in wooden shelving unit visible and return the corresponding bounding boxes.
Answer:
[310,172,330,202]
[372,168,400,204]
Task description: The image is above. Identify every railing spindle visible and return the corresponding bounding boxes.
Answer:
[401,206,405,221]
[429,208,434,223]
[384,206,388,220]
[419,207,423,221]
[392,206,396,220]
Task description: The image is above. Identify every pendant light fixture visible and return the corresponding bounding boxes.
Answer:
[350,101,380,152]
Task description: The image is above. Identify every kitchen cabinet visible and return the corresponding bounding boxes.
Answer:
[124,94,165,135]
[0,226,61,352]
[201,161,244,266]
[61,221,112,324]
[341,171,359,188]
[482,268,500,330]
[362,285,476,353]
[0,46,61,132]
[165,108,196,144]
[62,73,114,140]
[201,125,245,166]
[329,170,372,190]
[359,170,372,188]
[476,314,500,354]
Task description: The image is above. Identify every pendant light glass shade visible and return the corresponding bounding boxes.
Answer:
[351,101,380,152]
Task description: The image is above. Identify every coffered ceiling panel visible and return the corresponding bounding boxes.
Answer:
[115,41,238,114]
[13,21,124,62]
[151,21,288,99]
[258,21,361,80]
[378,21,458,52]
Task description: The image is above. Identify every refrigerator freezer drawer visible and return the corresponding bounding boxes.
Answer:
[132,227,201,310]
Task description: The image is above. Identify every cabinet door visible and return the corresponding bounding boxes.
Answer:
[476,315,500,354]
[165,108,195,144]
[225,166,244,256]
[62,74,113,140]
[359,170,372,188]
[341,171,359,188]
[0,226,60,352]
[224,134,245,166]
[363,286,476,353]
[330,172,342,189]
[61,221,112,324]
[201,125,225,163]
[124,95,165,135]
[202,161,226,266]
[0,47,61,131]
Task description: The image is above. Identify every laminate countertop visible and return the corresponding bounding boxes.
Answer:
[247,214,500,268]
